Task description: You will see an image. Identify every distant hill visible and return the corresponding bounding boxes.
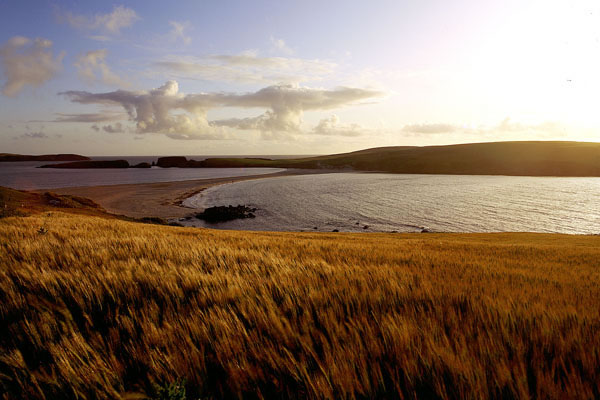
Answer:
[39,160,129,169]
[198,141,600,176]
[0,153,90,162]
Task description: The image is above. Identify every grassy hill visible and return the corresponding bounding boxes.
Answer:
[199,141,600,176]
[1,207,599,398]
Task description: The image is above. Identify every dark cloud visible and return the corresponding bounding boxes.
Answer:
[101,122,125,133]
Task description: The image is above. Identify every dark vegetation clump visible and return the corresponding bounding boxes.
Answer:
[42,192,101,209]
[196,205,256,223]
[139,216,169,225]
[151,380,187,400]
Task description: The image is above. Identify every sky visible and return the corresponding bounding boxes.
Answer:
[1,0,599,156]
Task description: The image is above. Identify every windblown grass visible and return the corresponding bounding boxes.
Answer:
[1,212,600,399]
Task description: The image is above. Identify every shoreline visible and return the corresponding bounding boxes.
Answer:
[43,169,338,219]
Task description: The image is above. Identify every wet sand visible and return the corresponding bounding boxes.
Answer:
[45,169,327,219]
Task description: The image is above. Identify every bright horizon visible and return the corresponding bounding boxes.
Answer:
[1,0,599,156]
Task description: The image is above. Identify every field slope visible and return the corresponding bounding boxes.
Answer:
[1,211,599,399]
[199,141,600,176]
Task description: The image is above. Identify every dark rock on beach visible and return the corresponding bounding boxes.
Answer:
[196,205,257,223]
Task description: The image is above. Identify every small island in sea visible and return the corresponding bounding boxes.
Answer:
[0,153,90,162]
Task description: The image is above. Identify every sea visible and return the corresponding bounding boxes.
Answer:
[0,156,288,190]
[182,172,600,234]
[3,157,600,234]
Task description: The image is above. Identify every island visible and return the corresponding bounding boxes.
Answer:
[38,160,130,168]
[38,160,152,168]
[0,153,90,162]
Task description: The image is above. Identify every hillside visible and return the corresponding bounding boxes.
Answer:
[0,153,90,162]
[1,209,599,398]
[198,141,600,176]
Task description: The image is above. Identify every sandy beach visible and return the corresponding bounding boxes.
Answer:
[44,169,326,219]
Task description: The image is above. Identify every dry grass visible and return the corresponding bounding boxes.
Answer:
[1,212,600,399]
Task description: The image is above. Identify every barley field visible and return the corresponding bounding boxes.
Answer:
[1,212,600,399]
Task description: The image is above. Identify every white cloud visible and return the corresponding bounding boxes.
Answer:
[63,5,139,34]
[168,21,191,45]
[210,84,383,134]
[74,49,129,87]
[53,112,127,123]
[155,52,336,85]
[0,36,64,97]
[60,80,383,140]
[402,123,458,134]
[312,115,364,137]
[401,118,568,139]
[270,37,293,55]
[21,132,48,139]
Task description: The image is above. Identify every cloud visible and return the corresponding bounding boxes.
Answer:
[155,52,336,84]
[53,112,127,123]
[88,35,111,42]
[312,115,364,137]
[0,36,64,97]
[168,21,191,45]
[60,80,383,140]
[63,5,139,34]
[402,123,458,134]
[401,118,568,138]
[101,122,125,133]
[270,37,293,55]
[19,131,48,139]
[74,49,129,87]
[61,80,222,140]
[210,84,383,134]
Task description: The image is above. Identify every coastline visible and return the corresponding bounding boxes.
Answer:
[43,168,336,219]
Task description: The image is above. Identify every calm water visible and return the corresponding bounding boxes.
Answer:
[182,173,600,234]
[0,156,285,189]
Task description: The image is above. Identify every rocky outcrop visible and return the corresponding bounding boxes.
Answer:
[196,205,257,223]
[38,160,130,169]
[156,156,205,168]
[131,162,151,168]
[156,156,188,168]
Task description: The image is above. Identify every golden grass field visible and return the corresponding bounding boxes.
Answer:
[1,210,600,399]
